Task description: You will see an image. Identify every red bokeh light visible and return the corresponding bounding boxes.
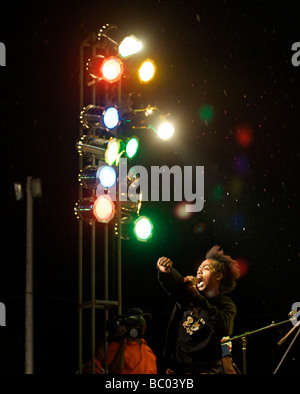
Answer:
[236,257,249,277]
[235,125,253,148]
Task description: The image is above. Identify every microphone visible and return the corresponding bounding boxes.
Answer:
[181,276,198,285]
[181,276,199,292]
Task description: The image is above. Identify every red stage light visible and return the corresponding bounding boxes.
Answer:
[93,195,115,223]
[100,56,123,83]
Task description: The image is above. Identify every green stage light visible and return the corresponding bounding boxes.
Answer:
[125,137,139,159]
[134,216,153,242]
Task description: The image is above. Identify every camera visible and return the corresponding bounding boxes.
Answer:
[112,308,150,339]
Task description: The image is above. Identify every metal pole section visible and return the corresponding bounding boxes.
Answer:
[273,323,300,374]
[104,223,109,373]
[104,225,108,302]
[221,319,292,374]
[103,76,110,369]
[91,219,96,374]
[90,36,97,375]
[78,40,84,374]
[78,210,83,373]
[241,337,247,375]
[25,176,34,374]
[117,80,122,315]
[117,204,122,315]
[104,80,109,320]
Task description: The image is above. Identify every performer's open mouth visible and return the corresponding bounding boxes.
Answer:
[197,276,204,290]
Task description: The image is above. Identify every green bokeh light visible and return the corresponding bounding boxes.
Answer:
[198,105,214,123]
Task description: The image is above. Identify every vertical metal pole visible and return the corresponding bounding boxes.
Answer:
[117,205,122,315]
[78,210,83,374]
[104,223,109,373]
[78,41,84,374]
[117,80,122,315]
[91,219,96,374]
[90,36,97,375]
[104,225,109,302]
[25,176,34,374]
[241,337,247,375]
[104,75,110,367]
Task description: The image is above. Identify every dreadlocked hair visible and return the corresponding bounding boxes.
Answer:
[205,245,240,294]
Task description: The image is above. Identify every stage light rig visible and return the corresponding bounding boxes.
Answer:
[76,23,172,374]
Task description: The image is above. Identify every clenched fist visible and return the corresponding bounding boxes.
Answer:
[157,257,173,273]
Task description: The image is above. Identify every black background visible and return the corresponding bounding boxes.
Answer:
[0,0,299,374]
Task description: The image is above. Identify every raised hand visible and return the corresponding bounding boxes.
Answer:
[157,256,173,273]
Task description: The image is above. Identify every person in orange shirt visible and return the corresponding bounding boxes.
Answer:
[79,339,106,374]
[107,308,157,374]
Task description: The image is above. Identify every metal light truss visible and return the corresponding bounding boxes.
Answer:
[78,32,122,374]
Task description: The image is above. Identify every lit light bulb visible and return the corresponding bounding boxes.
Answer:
[134,216,153,241]
[103,107,119,129]
[157,122,174,140]
[138,59,156,83]
[105,138,120,165]
[98,166,117,188]
[119,35,142,58]
[93,195,115,223]
[125,137,139,159]
[100,56,123,83]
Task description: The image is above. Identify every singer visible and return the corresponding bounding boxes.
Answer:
[157,245,240,374]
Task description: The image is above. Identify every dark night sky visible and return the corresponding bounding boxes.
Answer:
[0,0,299,374]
